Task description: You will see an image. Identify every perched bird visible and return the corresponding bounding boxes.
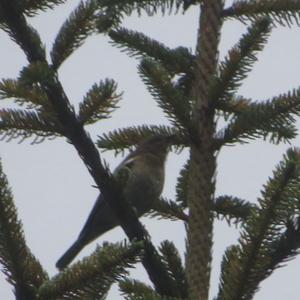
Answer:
[56,135,172,269]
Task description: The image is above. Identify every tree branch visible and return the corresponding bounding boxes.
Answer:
[0,1,176,296]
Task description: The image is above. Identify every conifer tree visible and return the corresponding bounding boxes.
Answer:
[1,0,300,299]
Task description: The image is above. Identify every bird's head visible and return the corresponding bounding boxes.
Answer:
[134,135,173,155]
[125,135,174,165]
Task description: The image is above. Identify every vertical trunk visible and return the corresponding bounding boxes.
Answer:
[186,1,224,299]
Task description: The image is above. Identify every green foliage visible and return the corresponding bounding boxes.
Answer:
[119,278,181,300]
[266,217,300,269]
[146,197,188,222]
[216,148,300,300]
[214,195,256,224]
[109,28,193,75]
[51,0,99,69]
[224,0,300,27]
[159,241,188,298]
[78,79,121,125]
[175,160,189,207]
[12,0,67,17]
[97,0,190,17]
[95,8,123,32]
[0,108,62,143]
[2,0,300,299]
[0,2,46,62]
[213,18,271,109]
[215,94,251,117]
[19,62,54,86]
[215,245,240,300]
[217,88,300,146]
[0,78,50,110]
[139,59,191,132]
[0,65,65,143]
[95,0,191,34]
[97,124,180,154]
[0,160,48,299]
[38,241,143,300]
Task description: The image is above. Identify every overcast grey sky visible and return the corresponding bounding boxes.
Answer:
[1,1,300,299]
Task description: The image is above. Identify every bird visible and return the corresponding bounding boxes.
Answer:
[56,135,172,269]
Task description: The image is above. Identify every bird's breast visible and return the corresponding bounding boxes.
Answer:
[123,167,164,214]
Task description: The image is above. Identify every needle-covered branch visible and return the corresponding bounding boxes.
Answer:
[0,2,46,62]
[0,2,177,296]
[119,278,181,300]
[139,58,192,133]
[95,0,192,34]
[0,108,62,143]
[146,197,188,222]
[97,0,190,16]
[0,160,48,300]
[212,18,271,108]
[97,124,183,154]
[159,241,188,298]
[216,88,300,146]
[51,0,99,69]
[109,27,193,75]
[216,148,300,300]
[214,195,256,224]
[175,160,189,208]
[78,79,121,125]
[38,241,142,300]
[223,0,300,27]
[0,78,50,111]
[266,217,300,270]
[13,0,67,17]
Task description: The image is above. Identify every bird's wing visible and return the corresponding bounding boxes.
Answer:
[113,156,136,186]
[75,157,137,244]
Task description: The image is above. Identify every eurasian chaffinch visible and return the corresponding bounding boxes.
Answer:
[56,135,172,269]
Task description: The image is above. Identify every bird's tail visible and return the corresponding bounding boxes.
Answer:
[56,240,84,270]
